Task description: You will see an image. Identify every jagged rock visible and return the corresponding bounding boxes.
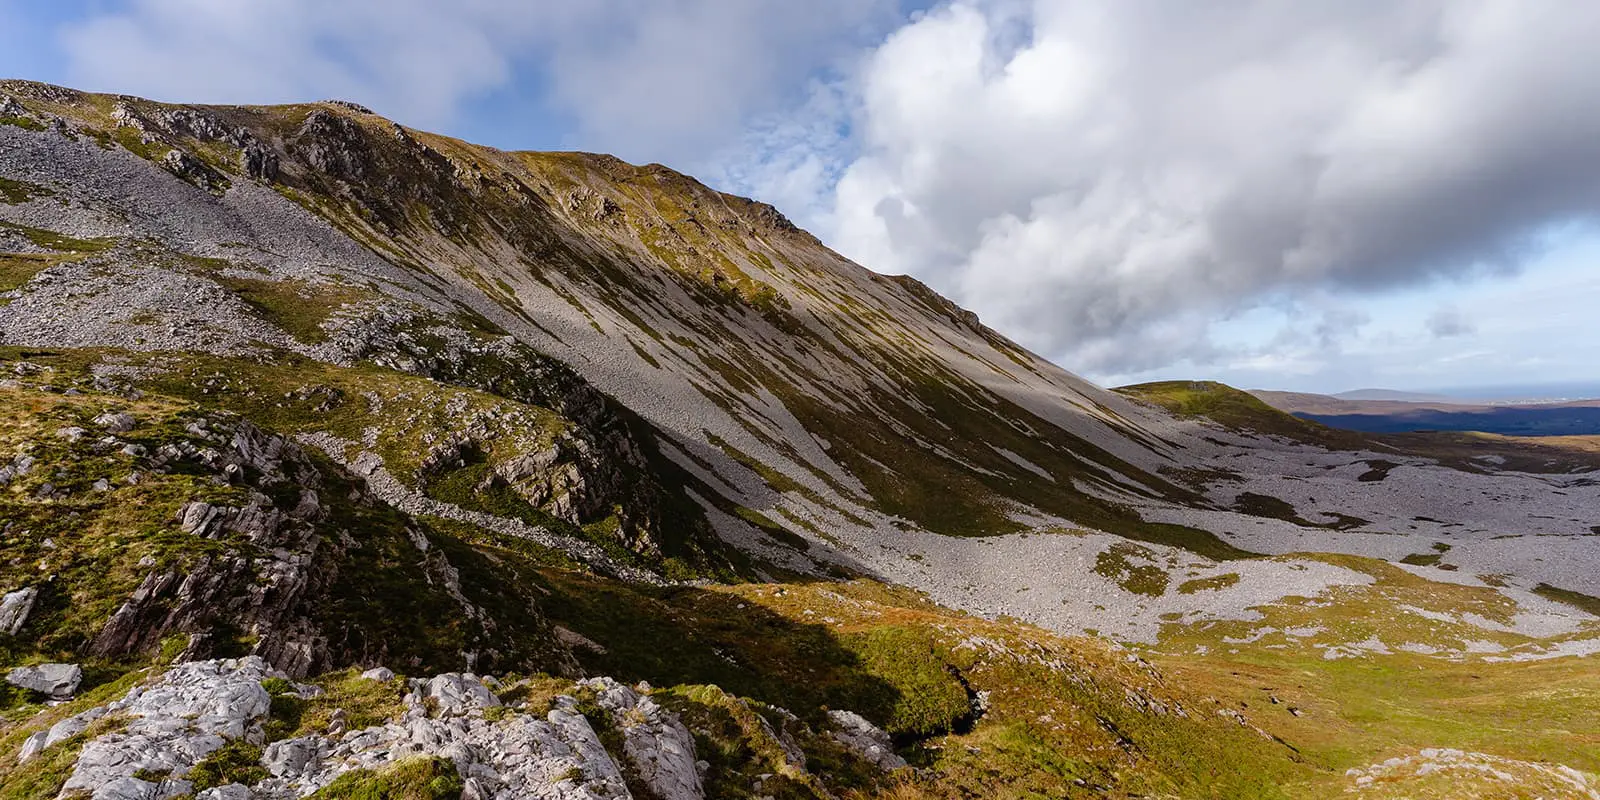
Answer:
[826,710,906,772]
[0,585,39,634]
[110,101,152,133]
[179,501,226,536]
[156,108,239,144]
[263,735,323,778]
[294,111,370,180]
[6,662,82,699]
[241,144,279,181]
[360,666,395,681]
[581,677,705,800]
[756,705,808,772]
[418,673,501,717]
[326,100,375,114]
[62,658,279,796]
[161,148,226,191]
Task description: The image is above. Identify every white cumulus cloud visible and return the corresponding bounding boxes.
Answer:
[808,1,1600,375]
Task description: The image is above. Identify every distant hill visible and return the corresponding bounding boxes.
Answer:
[1253,390,1600,436]
[1333,388,1460,403]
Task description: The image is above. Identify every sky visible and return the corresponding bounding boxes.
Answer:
[3,0,1599,395]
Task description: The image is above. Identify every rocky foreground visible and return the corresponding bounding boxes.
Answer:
[11,657,901,800]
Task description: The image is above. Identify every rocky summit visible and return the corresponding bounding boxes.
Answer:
[0,81,1596,799]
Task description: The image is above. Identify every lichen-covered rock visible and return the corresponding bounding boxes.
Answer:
[46,704,108,748]
[418,673,502,717]
[6,662,82,699]
[16,731,46,764]
[197,786,256,800]
[62,657,278,796]
[93,411,138,433]
[581,677,705,800]
[255,691,631,799]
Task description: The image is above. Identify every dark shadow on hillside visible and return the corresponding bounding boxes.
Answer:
[529,567,906,728]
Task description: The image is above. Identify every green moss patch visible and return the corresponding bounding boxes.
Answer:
[187,739,268,790]
[1533,583,1600,617]
[1094,542,1171,597]
[307,757,463,800]
[212,275,370,343]
[0,177,53,204]
[0,221,115,253]
[1177,573,1240,594]
[0,252,68,292]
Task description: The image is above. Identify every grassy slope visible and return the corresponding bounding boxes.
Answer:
[0,359,1595,797]
[1117,380,1372,451]
[1151,553,1600,795]
[1123,381,1600,475]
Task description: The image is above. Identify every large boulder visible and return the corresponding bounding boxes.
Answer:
[6,662,82,699]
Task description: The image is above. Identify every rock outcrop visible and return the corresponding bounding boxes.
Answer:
[62,657,276,799]
[579,678,705,800]
[11,658,897,799]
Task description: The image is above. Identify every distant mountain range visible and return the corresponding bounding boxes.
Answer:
[1254,389,1600,436]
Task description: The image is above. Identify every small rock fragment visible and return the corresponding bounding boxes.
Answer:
[359,666,394,681]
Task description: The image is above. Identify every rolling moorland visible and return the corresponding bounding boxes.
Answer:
[0,81,1596,799]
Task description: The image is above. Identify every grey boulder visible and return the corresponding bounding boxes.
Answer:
[6,662,83,699]
[0,586,38,634]
[827,709,907,771]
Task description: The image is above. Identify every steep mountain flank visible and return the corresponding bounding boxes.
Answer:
[4,80,1600,637]
[2,81,1600,798]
